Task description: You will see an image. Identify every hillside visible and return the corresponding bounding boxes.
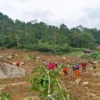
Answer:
[0,49,100,100]
[0,12,100,54]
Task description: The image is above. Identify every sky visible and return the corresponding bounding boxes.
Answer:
[0,0,100,29]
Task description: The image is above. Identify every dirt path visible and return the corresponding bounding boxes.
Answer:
[3,82,29,87]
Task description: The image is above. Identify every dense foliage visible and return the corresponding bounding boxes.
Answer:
[79,51,100,60]
[0,92,10,100]
[0,12,100,53]
[29,62,74,100]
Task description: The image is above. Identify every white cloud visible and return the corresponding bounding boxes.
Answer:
[0,0,100,28]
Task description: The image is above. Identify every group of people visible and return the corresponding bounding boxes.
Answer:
[46,60,97,78]
[15,56,98,79]
[61,61,97,78]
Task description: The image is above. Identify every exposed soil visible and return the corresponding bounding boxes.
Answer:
[0,49,100,100]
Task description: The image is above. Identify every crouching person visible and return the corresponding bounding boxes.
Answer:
[16,61,20,67]
[61,67,68,76]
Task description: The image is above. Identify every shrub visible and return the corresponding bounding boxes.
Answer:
[36,43,53,52]
[56,44,72,54]
[29,62,74,100]
[80,54,91,59]
[0,92,10,100]
[61,44,72,52]
[21,44,36,50]
[91,52,100,59]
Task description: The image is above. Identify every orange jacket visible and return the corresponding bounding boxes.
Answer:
[63,67,68,72]
[16,62,20,66]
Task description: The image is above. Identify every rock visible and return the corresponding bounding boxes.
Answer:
[20,62,25,65]
[13,62,25,66]
[36,56,41,59]
[85,87,89,90]
[14,54,19,57]
[93,61,97,64]
[90,93,96,97]
[67,64,70,67]
[7,55,14,59]
[0,62,25,79]
[82,82,89,85]
[62,57,66,59]
[0,56,3,59]
[13,62,16,65]
[92,72,100,76]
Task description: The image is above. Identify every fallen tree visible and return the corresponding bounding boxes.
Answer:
[29,61,74,100]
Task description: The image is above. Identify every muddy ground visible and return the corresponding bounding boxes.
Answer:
[0,49,100,100]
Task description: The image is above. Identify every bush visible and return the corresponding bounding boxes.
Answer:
[71,48,88,52]
[95,46,100,51]
[56,44,72,54]
[36,43,53,52]
[80,54,91,59]
[61,44,72,52]
[21,44,36,50]
[0,92,10,100]
[91,52,100,59]
[80,51,100,59]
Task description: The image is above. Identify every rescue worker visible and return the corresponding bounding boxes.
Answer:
[16,61,20,67]
[75,63,80,78]
[81,62,87,72]
[61,67,68,76]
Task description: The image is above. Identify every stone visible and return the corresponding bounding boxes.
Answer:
[82,82,89,85]
[0,61,25,79]
[7,55,14,59]
[20,62,25,65]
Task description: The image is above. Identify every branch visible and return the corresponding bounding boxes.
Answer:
[48,72,50,94]
[58,78,71,100]
[56,78,66,100]
[59,78,67,92]
[42,64,51,98]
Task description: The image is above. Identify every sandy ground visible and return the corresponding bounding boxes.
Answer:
[0,49,100,100]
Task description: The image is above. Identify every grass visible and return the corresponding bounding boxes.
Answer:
[65,51,83,57]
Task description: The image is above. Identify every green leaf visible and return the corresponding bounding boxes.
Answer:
[28,98,32,100]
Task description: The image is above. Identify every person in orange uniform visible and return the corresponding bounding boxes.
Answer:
[75,64,80,78]
[61,67,68,76]
[75,70,80,78]
[16,62,20,67]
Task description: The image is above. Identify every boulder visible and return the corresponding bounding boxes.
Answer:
[7,55,14,60]
[82,82,89,85]
[0,61,25,79]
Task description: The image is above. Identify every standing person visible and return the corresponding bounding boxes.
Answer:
[72,66,76,71]
[76,63,80,70]
[75,69,80,78]
[81,62,87,72]
[48,62,52,70]
[71,62,76,71]
[48,62,56,70]
[75,63,80,78]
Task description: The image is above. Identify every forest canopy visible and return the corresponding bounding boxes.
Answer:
[0,12,100,54]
